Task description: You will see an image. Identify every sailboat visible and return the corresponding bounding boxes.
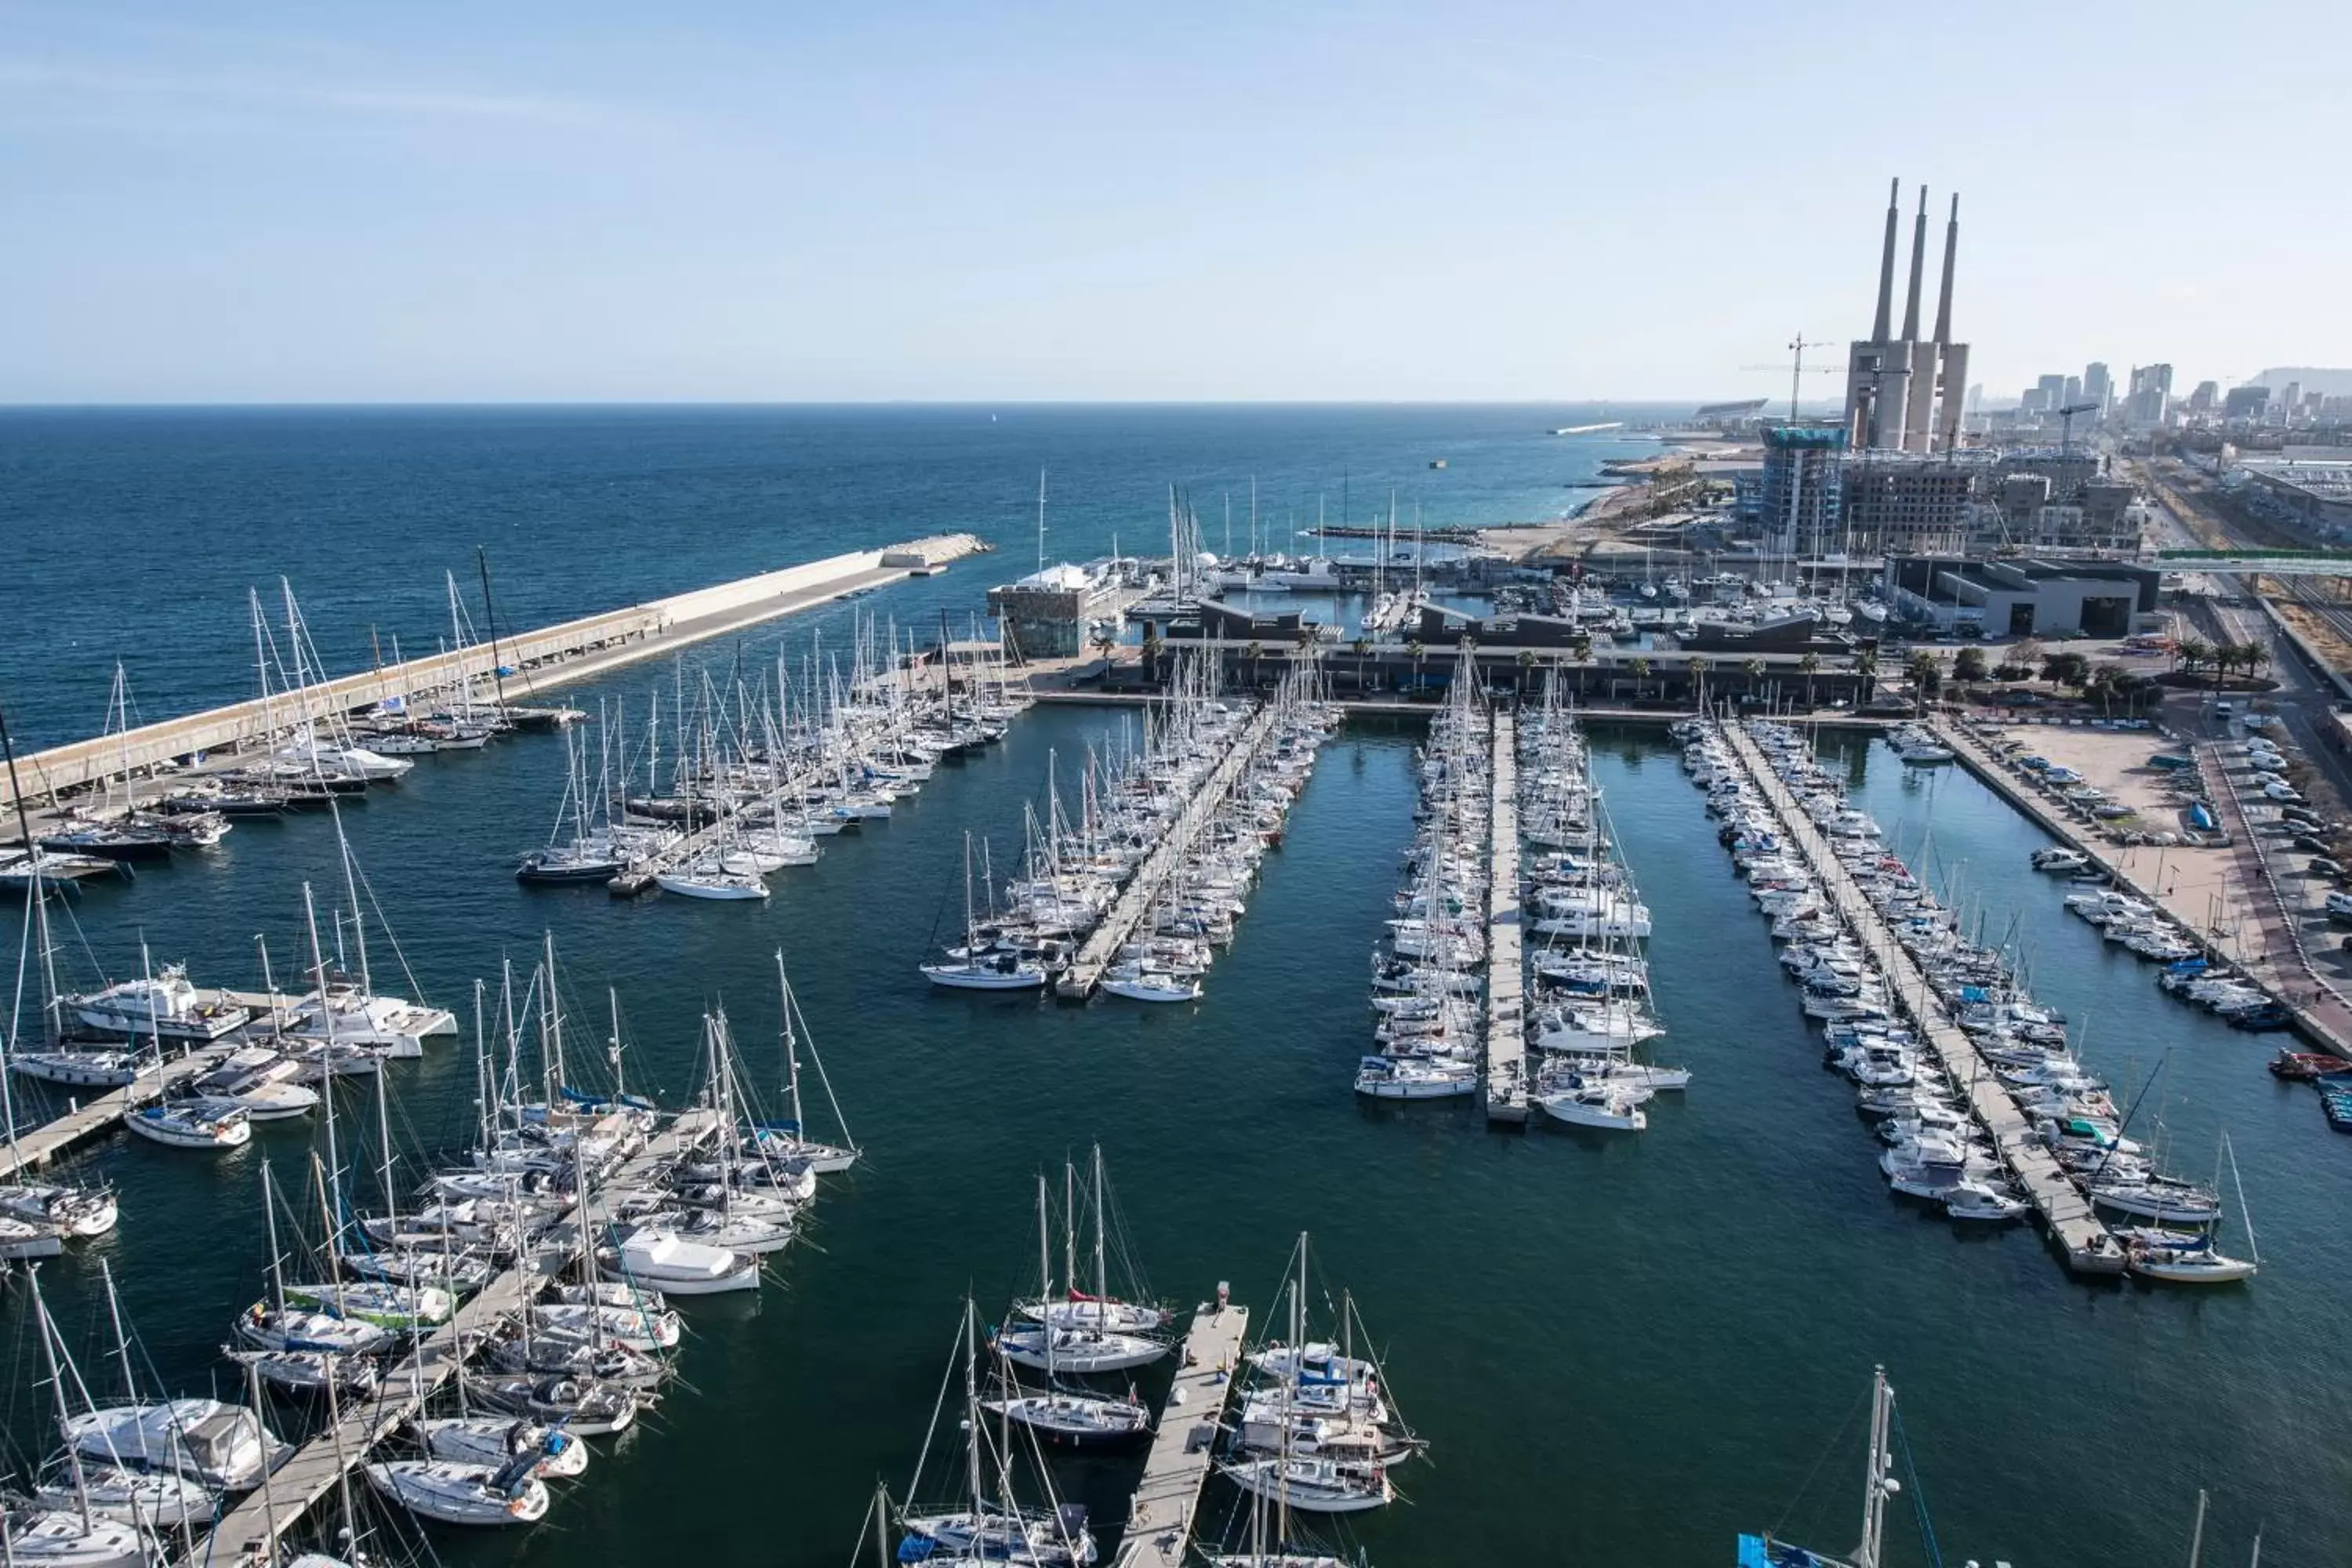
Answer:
[1218,1235,1414,1516]
[2126,1134,2259,1285]
[748,950,858,1173]
[922,833,1047,990]
[13,1266,169,1568]
[898,1301,1099,1566]
[982,1173,1152,1448]
[996,1150,1169,1375]
[363,1455,549,1526]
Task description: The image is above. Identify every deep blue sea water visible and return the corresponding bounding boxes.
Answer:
[0,409,2342,1568]
[0,405,1659,748]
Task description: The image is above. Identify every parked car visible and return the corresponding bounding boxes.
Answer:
[2265,781,2307,804]
[2309,858,2344,878]
[2293,833,2336,856]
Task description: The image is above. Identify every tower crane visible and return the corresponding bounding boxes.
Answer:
[2053,400,2100,466]
[1739,334,1842,422]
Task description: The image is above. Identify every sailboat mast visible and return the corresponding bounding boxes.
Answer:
[1092,1144,1107,1303]
[27,1269,96,1526]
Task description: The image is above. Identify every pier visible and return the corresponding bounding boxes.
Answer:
[1721,724,2126,1276]
[4,535,985,817]
[1484,712,1527,1123]
[0,1044,237,1179]
[177,1108,724,1567]
[1112,1298,1250,1568]
[1056,703,1282,998]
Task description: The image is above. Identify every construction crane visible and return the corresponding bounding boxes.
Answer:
[1738,334,1842,422]
[2053,399,2100,465]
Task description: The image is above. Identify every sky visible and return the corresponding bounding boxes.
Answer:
[3,1,2347,405]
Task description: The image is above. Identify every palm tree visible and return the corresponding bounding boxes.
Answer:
[2241,641,2270,681]
[1853,648,1879,702]
[1404,639,1426,695]
[1905,649,1942,716]
[1243,641,1265,690]
[1515,647,1539,692]
[1628,655,1653,705]
[1798,651,1822,710]
[1142,630,1165,683]
[1685,655,1711,713]
[2176,635,2212,677]
[1743,656,1766,710]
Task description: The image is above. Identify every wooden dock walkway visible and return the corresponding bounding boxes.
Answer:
[1112,1298,1250,1568]
[177,1108,723,1567]
[1057,705,1281,997]
[1722,724,2126,1276]
[1485,712,1528,1123]
[0,1045,238,1180]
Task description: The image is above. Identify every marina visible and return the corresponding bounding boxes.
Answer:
[2,408,2347,1566]
[1715,720,2127,1272]
[1111,1297,1249,1568]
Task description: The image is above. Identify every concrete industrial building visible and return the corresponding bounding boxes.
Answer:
[1842,181,1969,455]
[985,561,1128,658]
[1839,450,1990,554]
[2230,458,2352,537]
[1883,557,2161,638]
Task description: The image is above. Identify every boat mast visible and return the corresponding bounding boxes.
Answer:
[1092,1144,1109,1306]
[27,1267,96,1530]
[1036,1173,1054,1384]
[263,1162,287,1317]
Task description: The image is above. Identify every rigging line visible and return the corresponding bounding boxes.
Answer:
[1891,1403,1944,1568]
[1767,1381,1870,1539]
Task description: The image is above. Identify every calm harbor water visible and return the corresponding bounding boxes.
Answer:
[1,411,2345,1566]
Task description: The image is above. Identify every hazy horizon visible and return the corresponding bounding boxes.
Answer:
[6,2,2345,405]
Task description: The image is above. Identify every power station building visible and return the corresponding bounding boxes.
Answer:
[1842,180,1969,456]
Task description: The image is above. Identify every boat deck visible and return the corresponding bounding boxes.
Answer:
[176,1108,724,1566]
[1486,712,1528,1123]
[1112,1299,1251,1568]
[1722,724,2125,1276]
[1058,705,1281,997]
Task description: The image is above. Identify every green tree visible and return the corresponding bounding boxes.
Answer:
[2176,635,2212,677]
[1905,650,1944,715]
[1953,646,1988,684]
[1685,654,1710,712]
[1628,655,1653,705]
[1744,656,1767,707]
[1798,651,1822,710]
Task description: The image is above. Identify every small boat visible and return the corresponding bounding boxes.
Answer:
[1534,1083,1647,1131]
[1218,1457,1393,1515]
[64,1399,283,1490]
[2128,1238,2256,1284]
[464,1375,638,1436]
[978,1390,1153,1447]
[227,1348,383,1396]
[0,1508,157,1568]
[1099,963,1201,1003]
[33,1462,216,1529]
[9,1050,144,1089]
[282,1280,456,1330]
[0,1182,118,1238]
[1942,1180,2029,1223]
[2267,1049,2343,1080]
[69,966,252,1040]
[364,1457,550,1526]
[1352,1055,1477,1099]
[414,1416,592,1479]
[597,1228,760,1294]
[125,1097,252,1151]
[654,862,769,900]
[993,1322,1167,1374]
[2029,847,2090,873]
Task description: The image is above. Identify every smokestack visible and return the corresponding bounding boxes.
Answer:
[1932,193,1958,346]
[1900,184,1928,342]
[1871,176,1899,342]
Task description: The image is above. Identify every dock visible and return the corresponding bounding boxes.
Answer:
[1057,704,1282,998]
[4,535,986,816]
[0,1044,237,1180]
[1721,724,2126,1276]
[178,1108,723,1567]
[1112,1298,1250,1568]
[1485,712,1527,1123]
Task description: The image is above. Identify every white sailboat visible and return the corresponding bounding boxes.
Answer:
[923,833,1047,990]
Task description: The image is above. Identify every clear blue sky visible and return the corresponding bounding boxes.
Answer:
[4,1,2343,404]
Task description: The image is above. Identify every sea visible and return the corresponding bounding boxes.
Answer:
[1,406,2345,1568]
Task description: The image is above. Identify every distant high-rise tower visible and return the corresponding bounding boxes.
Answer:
[2083,362,2113,415]
[1844,183,1967,453]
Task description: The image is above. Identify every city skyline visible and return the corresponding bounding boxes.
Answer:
[2,0,2345,403]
